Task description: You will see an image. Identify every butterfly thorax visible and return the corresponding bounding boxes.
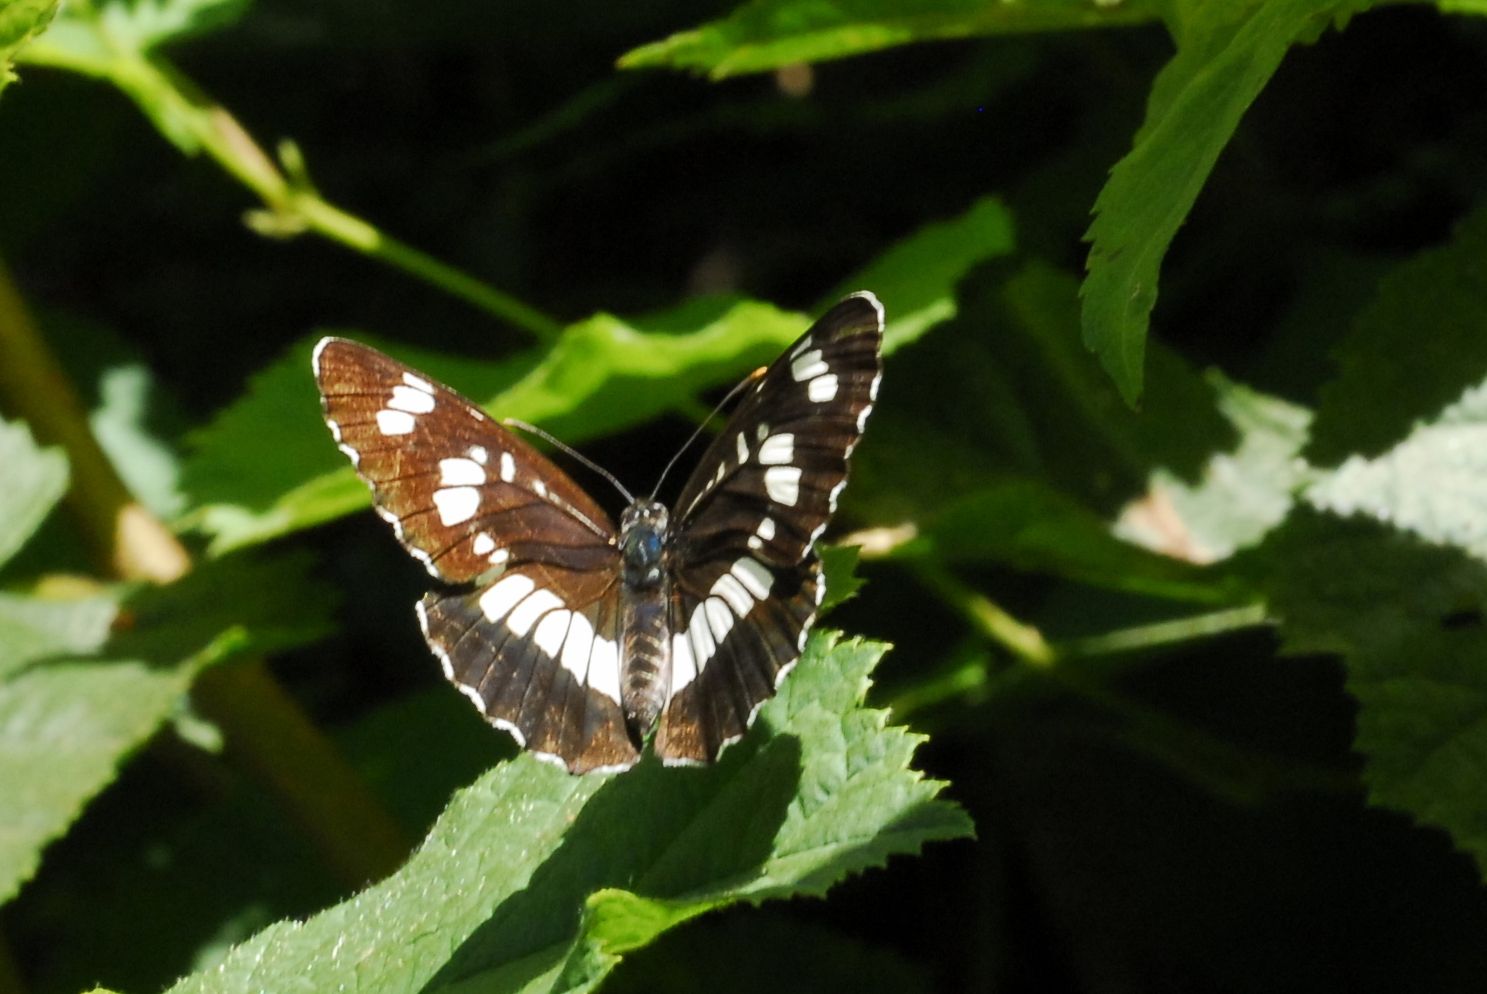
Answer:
[618,500,672,742]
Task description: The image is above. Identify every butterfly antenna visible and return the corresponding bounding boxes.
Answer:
[503,418,635,504]
[649,365,767,502]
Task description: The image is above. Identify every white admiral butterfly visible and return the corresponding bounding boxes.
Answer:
[313,292,883,772]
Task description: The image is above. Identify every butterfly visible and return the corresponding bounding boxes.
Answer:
[312,292,882,773]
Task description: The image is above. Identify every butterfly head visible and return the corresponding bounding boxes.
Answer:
[619,500,669,589]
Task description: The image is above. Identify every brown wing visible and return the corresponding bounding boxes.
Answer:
[313,337,616,582]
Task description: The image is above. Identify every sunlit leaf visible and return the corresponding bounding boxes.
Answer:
[1117,374,1311,563]
[1081,0,1366,403]
[619,0,1153,79]
[161,634,970,994]
[0,0,59,97]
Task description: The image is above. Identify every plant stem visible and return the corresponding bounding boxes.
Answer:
[22,16,561,342]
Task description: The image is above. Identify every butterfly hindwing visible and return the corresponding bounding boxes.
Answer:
[655,292,883,763]
[417,563,639,773]
[313,337,616,583]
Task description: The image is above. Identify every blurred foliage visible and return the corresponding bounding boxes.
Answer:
[5,0,1487,992]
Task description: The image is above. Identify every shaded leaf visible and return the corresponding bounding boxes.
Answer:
[1081,0,1365,403]
[0,553,333,907]
[896,478,1237,603]
[1309,200,1487,465]
[1240,511,1487,877]
[618,0,1152,79]
[161,634,970,994]
[0,415,68,570]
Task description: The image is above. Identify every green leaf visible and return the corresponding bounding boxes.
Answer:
[819,543,865,613]
[1308,373,1487,562]
[0,593,117,680]
[0,0,59,97]
[1116,373,1312,563]
[90,361,187,519]
[0,655,194,905]
[896,478,1236,603]
[618,0,1153,79]
[1241,511,1487,877]
[1309,201,1487,465]
[827,196,1014,353]
[0,553,333,907]
[161,634,971,994]
[19,0,247,75]
[1080,0,1365,404]
[0,415,68,570]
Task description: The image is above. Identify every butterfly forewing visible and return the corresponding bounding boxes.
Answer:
[654,292,884,764]
[314,337,637,772]
[313,338,616,583]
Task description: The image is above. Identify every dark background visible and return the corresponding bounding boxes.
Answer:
[4,3,1487,992]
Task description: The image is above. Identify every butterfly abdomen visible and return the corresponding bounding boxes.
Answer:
[620,582,670,742]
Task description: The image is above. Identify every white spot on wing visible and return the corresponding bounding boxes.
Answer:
[756,422,770,442]
[479,573,534,622]
[559,612,595,682]
[712,571,755,617]
[376,409,416,435]
[671,632,698,693]
[688,603,717,667]
[439,457,486,486]
[433,486,480,526]
[489,547,510,565]
[704,597,735,642]
[533,480,548,498]
[765,466,801,505]
[469,445,489,464]
[736,433,749,465]
[388,384,436,414]
[589,634,621,703]
[757,518,776,541]
[472,533,496,556]
[731,557,773,600]
[500,451,516,483]
[791,348,827,382]
[808,373,839,403]
[532,610,572,659]
[758,433,794,465]
[402,371,435,393]
[507,587,563,637]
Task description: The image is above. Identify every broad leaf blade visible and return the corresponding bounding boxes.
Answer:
[1117,374,1311,563]
[1080,0,1364,403]
[0,554,334,906]
[1309,201,1487,465]
[1309,374,1487,562]
[162,634,971,994]
[1242,512,1487,877]
[826,196,1014,353]
[0,416,68,570]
